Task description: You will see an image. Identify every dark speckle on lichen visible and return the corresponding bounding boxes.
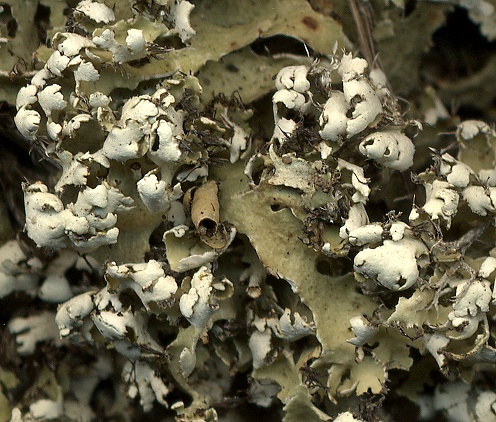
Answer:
[302,16,319,31]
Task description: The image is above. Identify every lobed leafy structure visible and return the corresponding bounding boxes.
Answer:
[3,0,496,421]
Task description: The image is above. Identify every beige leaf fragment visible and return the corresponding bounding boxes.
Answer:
[337,356,386,396]
[372,327,415,371]
[253,352,329,421]
[198,48,307,104]
[212,161,376,357]
[388,289,451,330]
[90,0,349,93]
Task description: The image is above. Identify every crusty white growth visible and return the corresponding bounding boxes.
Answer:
[341,55,382,131]
[278,308,315,340]
[347,316,378,346]
[38,251,76,303]
[479,169,496,186]
[479,256,496,278]
[54,151,91,192]
[105,260,178,312]
[52,32,96,58]
[338,54,368,81]
[334,412,364,422]
[273,89,310,113]
[249,328,272,369]
[348,224,383,246]
[9,408,23,422]
[339,203,369,239]
[318,54,384,142]
[8,311,59,355]
[317,140,333,159]
[273,65,311,117]
[179,266,227,329]
[38,84,67,117]
[101,122,146,162]
[74,60,100,86]
[24,182,88,249]
[148,120,184,164]
[337,159,371,203]
[175,162,207,184]
[369,68,388,95]
[126,29,147,53]
[100,95,156,154]
[94,288,123,312]
[75,181,129,215]
[413,180,459,227]
[423,333,450,369]
[390,221,408,241]
[456,119,492,141]
[449,315,482,341]
[170,0,196,42]
[359,130,415,171]
[72,183,133,243]
[29,393,64,420]
[272,117,297,144]
[0,240,41,298]
[89,301,162,359]
[13,12,492,417]
[319,92,351,142]
[93,28,148,64]
[463,186,496,216]
[24,182,133,251]
[89,91,111,108]
[92,310,133,340]
[275,65,310,93]
[354,237,428,290]
[451,279,491,318]
[164,224,237,272]
[343,78,382,138]
[474,391,496,422]
[47,121,63,141]
[56,292,95,338]
[62,114,92,138]
[440,153,473,188]
[75,0,115,23]
[98,94,187,164]
[444,280,491,340]
[123,360,169,412]
[152,86,176,107]
[16,84,38,110]
[167,200,187,226]
[267,145,314,194]
[31,68,52,90]
[14,106,41,141]
[137,171,182,212]
[433,382,471,422]
[221,112,250,163]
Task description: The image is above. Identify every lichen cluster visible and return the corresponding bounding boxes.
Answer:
[2,0,496,421]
